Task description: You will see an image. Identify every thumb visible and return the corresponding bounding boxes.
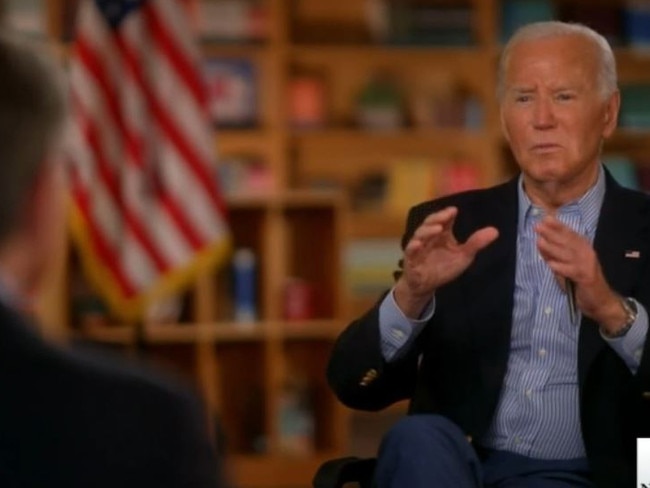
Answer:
[463,227,499,256]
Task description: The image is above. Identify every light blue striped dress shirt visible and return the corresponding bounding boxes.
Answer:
[378,167,648,459]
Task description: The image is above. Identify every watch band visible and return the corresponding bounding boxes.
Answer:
[602,297,638,339]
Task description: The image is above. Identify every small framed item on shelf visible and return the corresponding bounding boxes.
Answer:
[204,57,258,128]
[356,73,405,130]
[190,0,268,43]
[288,75,327,129]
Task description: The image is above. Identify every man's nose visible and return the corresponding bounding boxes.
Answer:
[532,98,556,129]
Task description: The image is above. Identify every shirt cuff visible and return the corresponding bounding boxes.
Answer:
[600,298,648,374]
[378,287,435,362]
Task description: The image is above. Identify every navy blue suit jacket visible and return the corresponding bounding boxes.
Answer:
[0,302,223,488]
[328,171,650,488]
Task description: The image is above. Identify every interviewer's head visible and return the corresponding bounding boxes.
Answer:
[0,34,67,296]
[498,21,620,206]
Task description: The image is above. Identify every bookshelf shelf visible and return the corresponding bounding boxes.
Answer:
[290,44,486,63]
[217,129,272,155]
[293,127,488,144]
[142,322,271,344]
[225,189,344,209]
[201,42,271,59]
[76,324,137,345]
[346,212,406,239]
[139,319,347,344]
[282,319,346,340]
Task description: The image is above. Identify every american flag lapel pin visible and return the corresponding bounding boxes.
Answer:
[625,250,641,259]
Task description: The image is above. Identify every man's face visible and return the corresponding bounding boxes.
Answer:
[500,34,619,189]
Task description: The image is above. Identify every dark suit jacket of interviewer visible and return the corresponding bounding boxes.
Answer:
[0,302,223,488]
[328,170,650,488]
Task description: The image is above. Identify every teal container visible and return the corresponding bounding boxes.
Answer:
[501,0,556,43]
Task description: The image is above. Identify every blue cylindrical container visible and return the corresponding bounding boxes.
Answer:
[233,248,257,322]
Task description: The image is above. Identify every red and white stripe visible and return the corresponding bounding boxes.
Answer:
[68,0,228,311]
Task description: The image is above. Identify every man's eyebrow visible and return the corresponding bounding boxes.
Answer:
[510,87,536,94]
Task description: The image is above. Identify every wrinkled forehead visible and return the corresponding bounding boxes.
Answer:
[504,35,600,88]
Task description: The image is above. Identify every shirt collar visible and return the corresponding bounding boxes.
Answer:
[517,165,606,236]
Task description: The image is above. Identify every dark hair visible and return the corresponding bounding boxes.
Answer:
[0,33,66,241]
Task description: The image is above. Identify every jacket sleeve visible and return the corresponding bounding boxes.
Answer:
[327,202,442,411]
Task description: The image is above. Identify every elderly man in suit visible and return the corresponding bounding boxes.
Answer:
[328,21,650,488]
[0,33,224,488]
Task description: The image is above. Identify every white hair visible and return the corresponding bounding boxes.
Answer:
[497,21,617,101]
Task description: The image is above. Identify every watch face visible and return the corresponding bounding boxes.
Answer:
[625,298,638,315]
[623,298,638,324]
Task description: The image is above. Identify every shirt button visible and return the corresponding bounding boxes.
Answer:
[538,348,547,357]
[531,208,540,216]
[544,306,552,315]
[525,389,533,398]
[391,329,405,340]
[514,436,522,445]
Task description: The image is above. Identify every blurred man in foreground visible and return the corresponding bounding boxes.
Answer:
[0,33,223,488]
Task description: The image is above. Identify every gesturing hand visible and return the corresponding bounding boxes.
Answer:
[535,215,624,330]
[394,207,499,318]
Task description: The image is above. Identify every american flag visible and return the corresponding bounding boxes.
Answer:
[67,0,230,321]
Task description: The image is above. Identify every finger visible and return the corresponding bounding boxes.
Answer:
[545,259,573,279]
[536,218,568,241]
[537,234,573,263]
[412,207,460,251]
[461,226,499,256]
[412,222,444,242]
[554,273,567,292]
[535,216,583,247]
[421,206,458,228]
[405,224,444,254]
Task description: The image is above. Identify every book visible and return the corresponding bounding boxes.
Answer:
[385,158,437,217]
[345,238,401,296]
[501,0,555,43]
[559,4,623,46]
[603,155,640,190]
[438,161,482,196]
[620,84,650,129]
[624,1,650,49]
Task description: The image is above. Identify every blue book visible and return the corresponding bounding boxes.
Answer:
[624,3,650,48]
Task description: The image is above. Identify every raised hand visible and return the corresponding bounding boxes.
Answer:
[394,206,499,318]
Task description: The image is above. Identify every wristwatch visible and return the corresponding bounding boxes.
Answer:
[603,297,638,338]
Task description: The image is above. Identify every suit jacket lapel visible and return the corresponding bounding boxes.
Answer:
[464,178,519,397]
[579,172,650,388]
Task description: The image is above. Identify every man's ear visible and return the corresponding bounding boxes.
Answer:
[500,106,511,143]
[602,89,620,139]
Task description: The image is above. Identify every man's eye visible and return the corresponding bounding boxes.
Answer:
[556,93,575,101]
[515,95,531,103]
